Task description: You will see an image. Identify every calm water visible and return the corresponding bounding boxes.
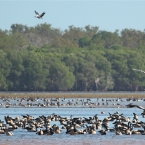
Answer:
[0,107,145,144]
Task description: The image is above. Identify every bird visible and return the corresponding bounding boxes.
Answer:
[34,11,45,19]
[126,103,145,110]
[5,129,13,136]
[126,103,145,117]
[133,68,145,74]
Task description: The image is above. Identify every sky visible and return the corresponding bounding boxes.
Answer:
[1,0,145,32]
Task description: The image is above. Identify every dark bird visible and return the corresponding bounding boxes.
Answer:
[126,103,145,117]
[34,11,45,19]
[126,103,145,110]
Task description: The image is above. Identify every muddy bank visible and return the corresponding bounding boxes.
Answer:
[1,92,145,99]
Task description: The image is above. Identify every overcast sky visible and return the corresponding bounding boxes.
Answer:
[1,0,145,32]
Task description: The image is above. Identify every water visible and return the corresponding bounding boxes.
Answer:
[0,94,145,144]
[0,107,143,119]
[0,107,145,144]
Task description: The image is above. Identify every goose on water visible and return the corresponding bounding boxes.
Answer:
[5,129,13,136]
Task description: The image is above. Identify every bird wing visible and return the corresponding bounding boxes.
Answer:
[136,105,145,110]
[126,103,145,110]
[133,69,145,73]
[39,12,45,17]
[140,70,145,73]
[35,11,39,15]
[126,103,138,108]
[126,103,135,108]
[133,69,141,72]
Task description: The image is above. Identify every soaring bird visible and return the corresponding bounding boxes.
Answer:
[133,69,145,74]
[34,11,45,19]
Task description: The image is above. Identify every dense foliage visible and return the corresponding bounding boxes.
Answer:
[0,23,145,91]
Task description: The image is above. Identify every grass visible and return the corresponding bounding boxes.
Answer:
[0,92,145,98]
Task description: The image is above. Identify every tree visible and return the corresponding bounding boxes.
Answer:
[7,50,24,91]
[46,58,75,91]
[121,29,144,48]
[21,51,49,91]
[91,31,122,48]
[0,50,11,90]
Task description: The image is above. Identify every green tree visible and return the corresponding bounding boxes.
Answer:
[47,58,75,91]
[91,31,122,48]
[0,50,12,90]
[7,50,24,90]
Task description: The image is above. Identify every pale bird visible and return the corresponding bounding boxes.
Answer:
[133,69,145,74]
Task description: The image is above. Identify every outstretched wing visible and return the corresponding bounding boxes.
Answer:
[133,68,145,74]
[39,12,45,18]
[126,103,145,110]
[136,105,145,110]
[35,11,39,15]
[126,103,136,108]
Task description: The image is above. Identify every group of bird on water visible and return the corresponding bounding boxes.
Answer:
[0,97,144,108]
[0,103,145,136]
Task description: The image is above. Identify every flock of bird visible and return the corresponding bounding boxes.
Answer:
[0,97,144,108]
[0,105,145,136]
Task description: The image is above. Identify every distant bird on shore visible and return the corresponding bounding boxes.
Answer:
[133,69,145,74]
[34,11,45,19]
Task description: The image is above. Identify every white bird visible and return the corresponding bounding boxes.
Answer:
[34,11,45,19]
[133,69,145,74]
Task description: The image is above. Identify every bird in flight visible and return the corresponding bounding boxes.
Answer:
[126,103,145,117]
[34,11,45,19]
[126,103,145,110]
[133,69,145,74]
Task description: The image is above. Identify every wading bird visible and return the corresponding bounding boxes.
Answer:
[34,11,45,19]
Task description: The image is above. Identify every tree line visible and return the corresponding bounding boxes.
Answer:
[0,23,145,91]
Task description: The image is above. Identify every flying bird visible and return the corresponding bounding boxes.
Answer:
[126,103,145,117]
[34,11,45,19]
[133,69,145,74]
[126,103,145,110]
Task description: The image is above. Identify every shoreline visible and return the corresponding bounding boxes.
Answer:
[1,92,145,98]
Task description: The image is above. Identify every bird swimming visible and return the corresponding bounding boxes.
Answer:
[34,11,45,19]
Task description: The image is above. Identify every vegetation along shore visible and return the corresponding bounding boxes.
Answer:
[1,24,145,92]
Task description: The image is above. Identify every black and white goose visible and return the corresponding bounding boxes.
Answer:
[34,11,45,19]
